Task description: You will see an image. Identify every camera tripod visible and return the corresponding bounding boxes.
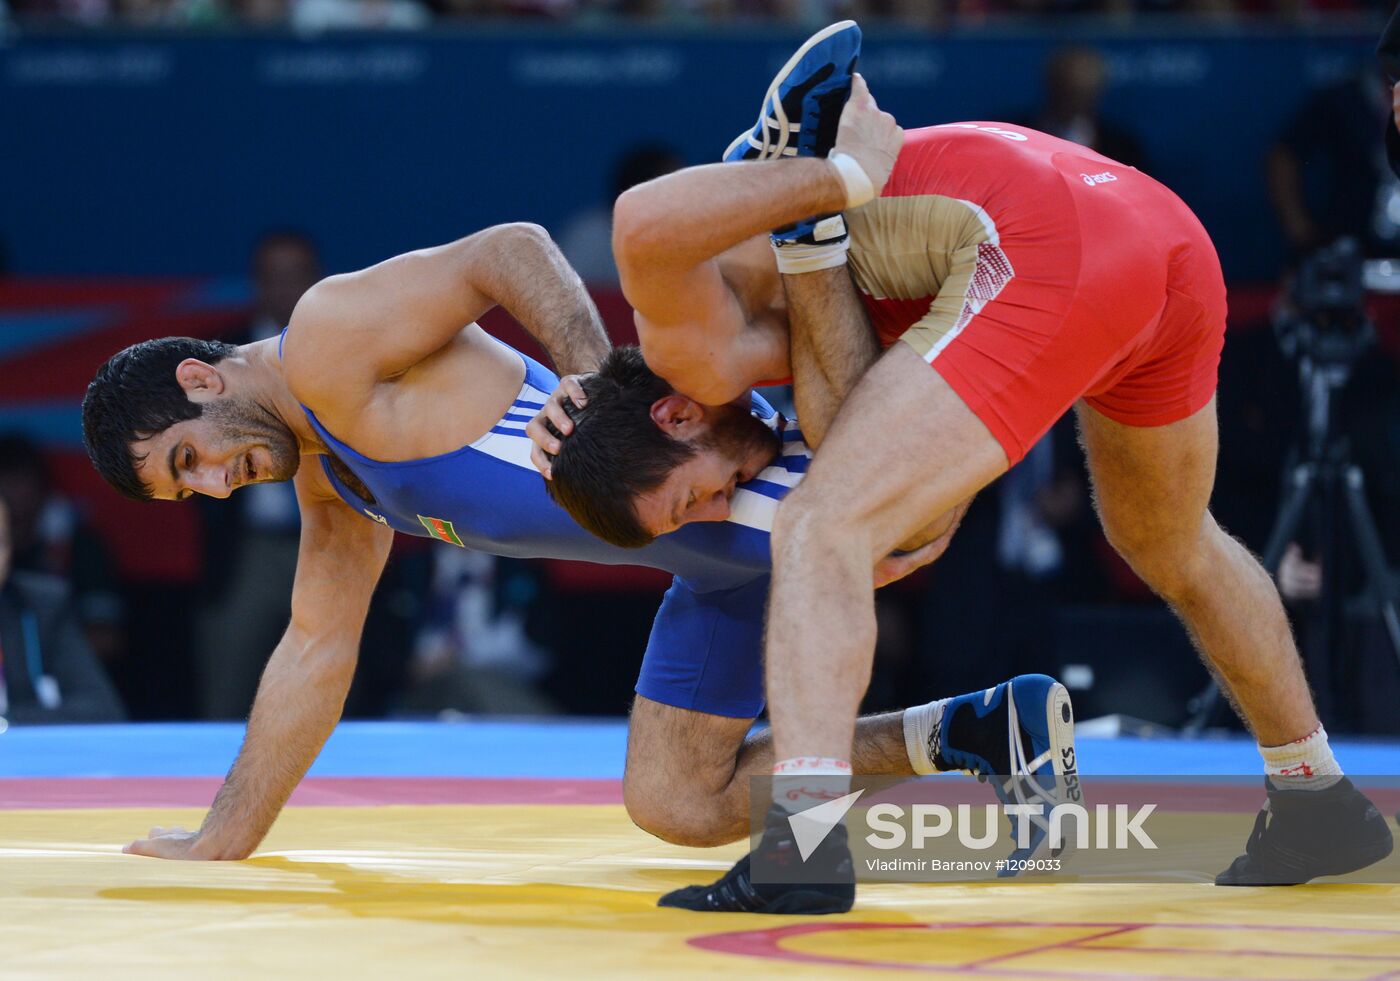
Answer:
[1184,319,1400,733]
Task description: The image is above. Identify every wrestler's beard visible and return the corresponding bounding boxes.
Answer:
[697,404,782,475]
[205,398,300,483]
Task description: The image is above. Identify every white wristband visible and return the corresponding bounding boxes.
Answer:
[828,151,876,208]
[772,238,849,275]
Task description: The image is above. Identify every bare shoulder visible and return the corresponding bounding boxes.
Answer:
[280,236,502,404]
[280,270,381,407]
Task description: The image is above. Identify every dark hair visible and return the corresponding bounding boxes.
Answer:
[545,346,695,548]
[81,337,239,502]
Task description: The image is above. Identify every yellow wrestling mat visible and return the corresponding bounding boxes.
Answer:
[4,803,1399,980]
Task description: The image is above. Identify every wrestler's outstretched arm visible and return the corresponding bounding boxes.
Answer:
[613,75,901,404]
[286,222,610,385]
[124,465,392,860]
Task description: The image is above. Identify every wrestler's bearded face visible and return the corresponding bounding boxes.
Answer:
[634,403,780,537]
[135,397,300,501]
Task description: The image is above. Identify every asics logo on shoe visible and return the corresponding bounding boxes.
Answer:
[1062,746,1082,802]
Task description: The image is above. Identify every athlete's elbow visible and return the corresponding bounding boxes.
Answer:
[612,186,663,262]
[651,350,749,406]
[486,221,555,256]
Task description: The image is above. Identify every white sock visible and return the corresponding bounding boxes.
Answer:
[903,699,948,776]
[772,757,852,813]
[1258,724,1343,790]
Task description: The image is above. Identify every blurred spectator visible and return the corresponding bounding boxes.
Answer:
[1278,541,1323,601]
[0,435,127,668]
[113,0,225,24]
[1015,46,1150,172]
[558,144,682,286]
[7,0,109,25]
[1268,64,1400,259]
[435,0,577,16]
[231,0,288,24]
[996,423,1093,589]
[194,230,318,719]
[4,0,1382,28]
[1381,3,1400,177]
[293,0,430,29]
[345,542,428,717]
[396,549,556,714]
[1213,317,1296,550]
[851,0,952,29]
[0,496,125,725]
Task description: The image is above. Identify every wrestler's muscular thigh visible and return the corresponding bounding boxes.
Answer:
[765,345,1009,758]
[786,343,1009,560]
[1075,398,1318,743]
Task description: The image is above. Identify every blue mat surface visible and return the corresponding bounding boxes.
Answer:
[3,720,1399,779]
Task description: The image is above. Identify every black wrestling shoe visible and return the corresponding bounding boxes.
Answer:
[1215,776,1393,886]
[658,802,855,914]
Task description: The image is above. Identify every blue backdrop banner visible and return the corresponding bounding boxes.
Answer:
[0,27,1378,280]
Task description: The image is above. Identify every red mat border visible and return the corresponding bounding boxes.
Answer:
[5,777,1398,813]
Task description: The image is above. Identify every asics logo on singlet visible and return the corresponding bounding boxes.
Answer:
[1081,172,1118,186]
[363,509,388,525]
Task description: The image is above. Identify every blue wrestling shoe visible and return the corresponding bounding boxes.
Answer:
[721,22,861,251]
[931,674,1080,873]
[722,20,861,165]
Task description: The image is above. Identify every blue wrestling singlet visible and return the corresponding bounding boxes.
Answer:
[288,331,812,718]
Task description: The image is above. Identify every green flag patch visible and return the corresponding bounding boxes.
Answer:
[417,514,465,547]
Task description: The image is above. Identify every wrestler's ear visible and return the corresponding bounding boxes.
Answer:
[650,394,705,439]
[174,359,225,403]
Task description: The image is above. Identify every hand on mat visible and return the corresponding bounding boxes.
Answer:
[527,373,590,478]
[124,826,209,860]
[832,74,903,200]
